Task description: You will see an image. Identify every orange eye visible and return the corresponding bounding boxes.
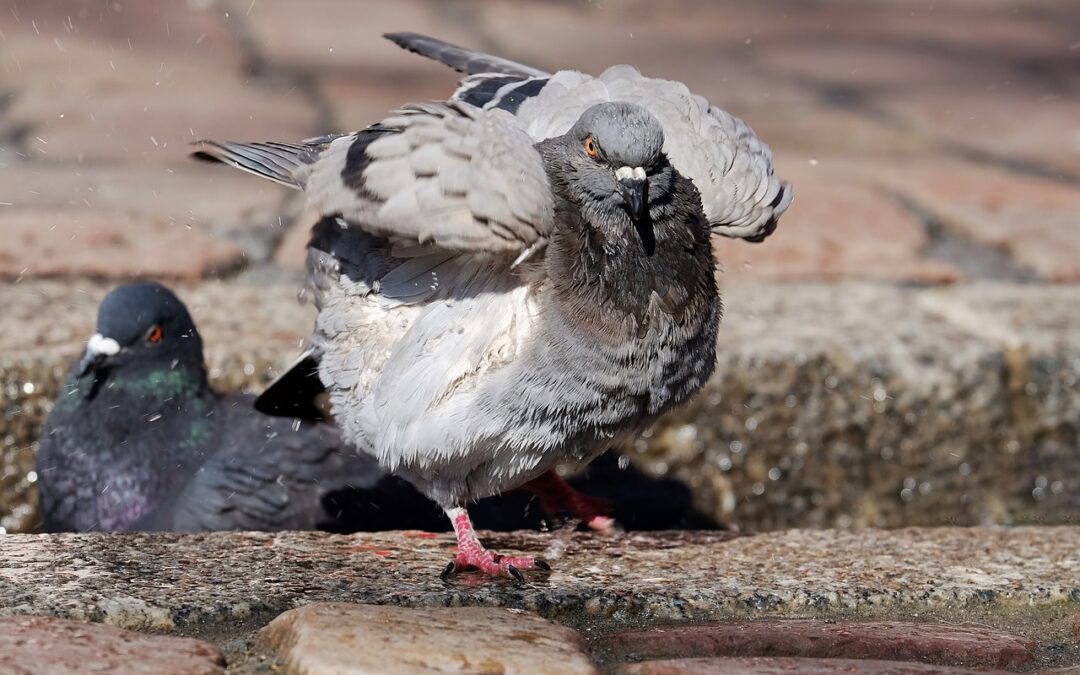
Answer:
[147,325,163,344]
[584,136,598,158]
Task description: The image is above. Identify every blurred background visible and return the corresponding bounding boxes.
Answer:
[2,0,1078,534]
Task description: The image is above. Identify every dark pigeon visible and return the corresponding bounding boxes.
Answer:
[35,281,388,533]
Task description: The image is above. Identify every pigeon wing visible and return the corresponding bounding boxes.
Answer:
[384,32,548,78]
[303,100,555,256]
[166,397,383,532]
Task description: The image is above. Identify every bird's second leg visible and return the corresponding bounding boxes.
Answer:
[521,471,616,532]
[441,506,550,581]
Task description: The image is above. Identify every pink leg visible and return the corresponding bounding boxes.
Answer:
[521,471,617,532]
[441,507,551,581]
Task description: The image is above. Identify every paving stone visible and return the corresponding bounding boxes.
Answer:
[0,528,1078,633]
[3,21,315,165]
[241,0,476,74]
[0,278,313,534]
[0,614,224,675]
[4,163,287,227]
[877,92,1080,179]
[714,162,961,282]
[605,620,1036,669]
[0,208,243,280]
[619,657,995,674]
[273,209,318,271]
[258,603,598,674]
[876,159,1080,281]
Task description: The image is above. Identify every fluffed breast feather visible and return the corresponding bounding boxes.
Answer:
[305,101,556,255]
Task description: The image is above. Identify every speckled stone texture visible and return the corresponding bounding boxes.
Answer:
[634,281,1080,530]
[259,603,598,674]
[3,279,1079,534]
[0,614,225,674]
[0,529,1076,631]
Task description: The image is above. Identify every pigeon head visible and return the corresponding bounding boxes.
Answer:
[548,101,670,255]
[75,282,204,384]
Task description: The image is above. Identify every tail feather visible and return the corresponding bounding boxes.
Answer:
[383,32,549,79]
[191,140,321,189]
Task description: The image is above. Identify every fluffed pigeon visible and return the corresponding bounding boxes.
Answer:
[35,281,388,533]
[193,33,790,579]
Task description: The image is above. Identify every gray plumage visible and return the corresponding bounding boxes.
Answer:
[36,282,384,533]
[193,34,790,571]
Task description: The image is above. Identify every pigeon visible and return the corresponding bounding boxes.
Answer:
[35,281,389,533]
[193,33,790,579]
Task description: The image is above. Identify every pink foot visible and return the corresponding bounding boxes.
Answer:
[521,471,617,532]
[441,507,551,581]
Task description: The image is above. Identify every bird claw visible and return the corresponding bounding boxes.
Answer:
[506,564,524,582]
[440,560,456,580]
[440,550,549,581]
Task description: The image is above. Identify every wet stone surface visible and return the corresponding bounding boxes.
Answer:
[258,603,598,674]
[0,614,225,674]
[603,620,1037,669]
[617,657,998,674]
[0,529,1077,671]
[0,528,1076,632]
[3,279,1080,534]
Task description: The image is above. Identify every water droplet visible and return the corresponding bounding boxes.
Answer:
[900,488,914,502]
[751,482,765,496]
[21,382,35,395]
[768,467,781,481]
[958,463,971,476]
[26,471,37,484]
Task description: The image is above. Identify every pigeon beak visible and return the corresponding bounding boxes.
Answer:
[76,333,120,379]
[616,166,648,222]
[616,166,654,255]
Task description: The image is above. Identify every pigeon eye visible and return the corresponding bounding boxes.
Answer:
[584,137,598,159]
[146,325,163,344]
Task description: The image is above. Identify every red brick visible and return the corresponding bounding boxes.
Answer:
[878,92,1080,179]
[273,209,318,271]
[620,656,995,675]
[0,208,243,280]
[878,159,1080,281]
[242,0,475,73]
[604,620,1036,670]
[715,162,960,283]
[3,163,291,235]
[4,31,314,165]
[0,615,224,674]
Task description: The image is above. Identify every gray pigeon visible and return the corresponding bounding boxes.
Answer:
[193,33,791,579]
[36,281,387,533]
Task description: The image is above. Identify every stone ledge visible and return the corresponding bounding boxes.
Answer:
[0,529,1077,671]
[3,279,1080,533]
[0,529,1076,629]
